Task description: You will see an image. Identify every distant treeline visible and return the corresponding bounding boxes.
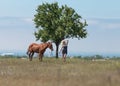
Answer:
[0,55,27,59]
[0,55,120,60]
[72,55,120,60]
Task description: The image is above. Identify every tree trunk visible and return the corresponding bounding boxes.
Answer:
[55,43,59,59]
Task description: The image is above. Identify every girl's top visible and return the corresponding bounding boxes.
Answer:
[61,40,68,54]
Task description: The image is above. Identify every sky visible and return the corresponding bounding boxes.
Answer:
[0,0,120,56]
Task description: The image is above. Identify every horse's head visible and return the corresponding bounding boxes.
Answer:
[47,42,53,51]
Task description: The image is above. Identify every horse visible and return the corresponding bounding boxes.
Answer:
[26,42,53,61]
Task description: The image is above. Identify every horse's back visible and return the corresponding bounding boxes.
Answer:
[27,42,49,52]
[28,43,44,53]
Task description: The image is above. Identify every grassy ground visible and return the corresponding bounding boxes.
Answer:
[0,57,120,86]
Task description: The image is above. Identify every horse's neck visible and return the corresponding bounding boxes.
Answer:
[42,43,49,51]
[44,43,49,49]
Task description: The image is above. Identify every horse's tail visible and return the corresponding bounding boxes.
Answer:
[26,45,31,55]
[26,48,30,55]
[26,44,33,55]
[26,51,29,55]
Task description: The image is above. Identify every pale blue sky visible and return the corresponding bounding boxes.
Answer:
[0,0,120,56]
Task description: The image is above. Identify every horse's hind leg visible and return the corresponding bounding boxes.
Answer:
[30,52,34,61]
[28,52,33,61]
[28,52,32,61]
[29,52,34,61]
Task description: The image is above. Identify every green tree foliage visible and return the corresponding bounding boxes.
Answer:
[34,2,88,58]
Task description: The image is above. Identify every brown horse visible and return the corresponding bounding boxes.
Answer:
[26,42,53,61]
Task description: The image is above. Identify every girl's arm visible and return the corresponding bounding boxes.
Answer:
[66,40,69,45]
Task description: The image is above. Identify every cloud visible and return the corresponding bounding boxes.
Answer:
[0,17,34,29]
[87,19,99,25]
[101,22,120,29]
[22,17,33,23]
[87,18,120,29]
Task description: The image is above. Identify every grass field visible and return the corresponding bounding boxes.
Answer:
[0,57,120,86]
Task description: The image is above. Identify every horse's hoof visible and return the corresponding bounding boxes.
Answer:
[29,59,32,61]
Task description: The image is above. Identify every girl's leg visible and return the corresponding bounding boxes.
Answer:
[63,54,67,62]
[62,54,66,62]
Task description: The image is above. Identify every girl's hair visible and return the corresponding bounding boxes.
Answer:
[62,41,66,44]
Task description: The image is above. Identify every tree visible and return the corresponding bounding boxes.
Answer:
[33,2,88,58]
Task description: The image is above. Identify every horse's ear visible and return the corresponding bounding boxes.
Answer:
[47,42,50,44]
[47,42,51,45]
[47,40,53,44]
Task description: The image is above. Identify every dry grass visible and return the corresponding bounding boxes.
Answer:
[0,58,120,86]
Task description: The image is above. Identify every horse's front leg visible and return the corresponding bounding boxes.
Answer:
[39,53,43,62]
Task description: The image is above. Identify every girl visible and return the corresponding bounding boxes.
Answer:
[60,39,69,62]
